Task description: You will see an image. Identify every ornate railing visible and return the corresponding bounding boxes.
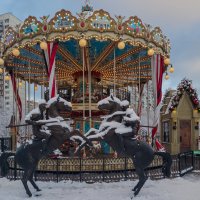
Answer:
[3,151,199,183]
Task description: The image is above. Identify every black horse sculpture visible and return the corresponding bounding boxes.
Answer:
[78,95,172,196]
[0,96,92,197]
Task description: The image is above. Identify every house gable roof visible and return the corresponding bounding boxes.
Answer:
[162,78,199,114]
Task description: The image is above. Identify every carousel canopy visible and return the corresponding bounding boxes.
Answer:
[0,8,171,87]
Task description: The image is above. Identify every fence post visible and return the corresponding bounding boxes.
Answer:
[1,138,4,152]
[178,153,181,175]
[124,157,127,180]
[10,137,12,151]
[102,157,105,182]
[192,151,194,169]
[56,158,59,183]
[14,158,17,180]
[79,157,82,182]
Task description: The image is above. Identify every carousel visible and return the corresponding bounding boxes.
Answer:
[0,1,173,154]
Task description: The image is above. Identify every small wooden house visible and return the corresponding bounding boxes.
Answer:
[160,79,200,155]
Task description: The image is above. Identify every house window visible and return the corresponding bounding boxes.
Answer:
[4,25,9,29]
[163,121,170,143]
[5,19,9,23]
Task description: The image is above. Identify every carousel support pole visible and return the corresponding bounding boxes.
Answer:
[25,80,27,138]
[28,52,31,139]
[127,74,129,100]
[41,69,44,99]
[11,68,17,151]
[10,121,17,151]
[138,53,141,116]
[34,83,35,109]
[82,47,85,134]
[88,55,92,128]
[86,43,92,128]
[101,78,103,99]
[147,80,150,141]
[41,84,43,99]
[15,70,18,127]
[16,74,20,144]
[113,48,116,96]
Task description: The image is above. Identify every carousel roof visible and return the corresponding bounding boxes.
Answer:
[1,8,171,87]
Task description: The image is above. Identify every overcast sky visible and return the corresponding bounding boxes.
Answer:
[0,0,200,94]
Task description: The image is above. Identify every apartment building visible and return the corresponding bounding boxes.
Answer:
[0,13,25,136]
[0,12,21,39]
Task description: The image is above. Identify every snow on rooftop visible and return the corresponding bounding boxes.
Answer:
[0,173,200,200]
[165,96,173,114]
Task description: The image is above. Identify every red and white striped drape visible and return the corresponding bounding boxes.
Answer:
[151,54,165,150]
[9,71,22,121]
[44,42,58,98]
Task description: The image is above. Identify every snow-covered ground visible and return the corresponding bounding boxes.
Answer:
[0,173,200,200]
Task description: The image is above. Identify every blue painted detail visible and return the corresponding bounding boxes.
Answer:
[94,122,110,154]
[84,121,90,134]
[75,121,81,130]
[101,141,110,154]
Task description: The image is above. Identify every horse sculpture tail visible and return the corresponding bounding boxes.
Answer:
[0,152,15,176]
[154,152,172,178]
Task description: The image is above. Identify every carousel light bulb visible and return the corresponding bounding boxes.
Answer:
[165,73,169,80]
[19,81,23,87]
[0,58,4,66]
[5,74,10,81]
[34,84,38,91]
[169,65,174,73]
[0,68,3,74]
[164,58,170,65]
[79,38,87,47]
[118,41,125,50]
[12,48,20,57]
[147,48,154,56]
[40,41,48,50]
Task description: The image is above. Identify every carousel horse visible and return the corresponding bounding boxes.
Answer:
[0,96,92,197]
[77,95,172,196]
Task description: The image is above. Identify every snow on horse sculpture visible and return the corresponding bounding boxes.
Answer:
[0,96,92,197]
[77,95,172,196]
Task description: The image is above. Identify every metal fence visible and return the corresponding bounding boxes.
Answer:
[3,151,199,183]
[0,137,12,152]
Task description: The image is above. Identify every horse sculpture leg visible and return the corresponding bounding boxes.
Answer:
[132,160,148,196]
[29,166,41,192]
[21,168,33,197]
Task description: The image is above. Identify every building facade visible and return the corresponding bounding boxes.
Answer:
[0,12,21,39]
[160,80,200,154]
[0,13,24,137]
